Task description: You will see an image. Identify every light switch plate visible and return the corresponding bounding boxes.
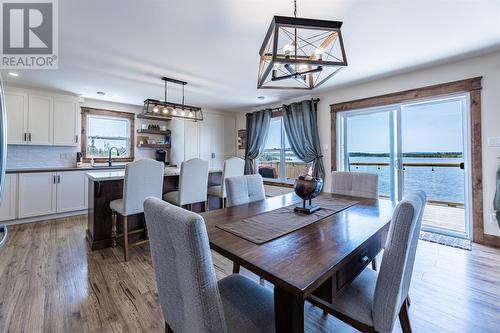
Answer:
[487,137,500,147]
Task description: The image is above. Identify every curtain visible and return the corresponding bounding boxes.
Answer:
[244,109,272,174]
[282,99,325,179]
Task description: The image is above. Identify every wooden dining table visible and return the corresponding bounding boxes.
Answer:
[201,192,395,333]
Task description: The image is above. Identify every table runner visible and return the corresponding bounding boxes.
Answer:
[216,197,358,244]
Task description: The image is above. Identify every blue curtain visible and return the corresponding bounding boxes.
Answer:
[282,99,325,180]
[244,109,272,174]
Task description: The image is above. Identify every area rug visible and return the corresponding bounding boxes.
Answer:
[419,231,472,251]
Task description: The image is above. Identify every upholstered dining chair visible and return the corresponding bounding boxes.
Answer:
[316,191,426,333]
[163,158,209,211]
[225,174,266,276]
[208,157,245,208]
[110,158,165,261]
[225,174,266,208]
[331,171,379,270]
[143,198,275,333]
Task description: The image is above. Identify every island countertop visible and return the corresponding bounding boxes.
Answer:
[86,167,223,181]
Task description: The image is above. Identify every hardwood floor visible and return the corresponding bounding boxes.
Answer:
[0,216,499,332]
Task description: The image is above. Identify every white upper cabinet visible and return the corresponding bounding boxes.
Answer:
[4,89,79,146]
[28,94,53,145]
[53,98,79,146]
[5,91,28,144]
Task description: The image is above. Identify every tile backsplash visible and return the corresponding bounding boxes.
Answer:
[7,145,80,169]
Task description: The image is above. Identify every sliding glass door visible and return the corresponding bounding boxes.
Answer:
[337,94,471,239]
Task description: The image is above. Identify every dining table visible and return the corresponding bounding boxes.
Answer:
[201,192,395,333]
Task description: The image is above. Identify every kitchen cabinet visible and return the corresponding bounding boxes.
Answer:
[200,113,224,168]
[53,98,79,146]
[17,170,88,219]
[56,171,87,212]
[184,120,199,160]
[5,92,28,144]
[18,172,57,218]
[0,174,18,221]
[28,94,53,145]
[4,89,79,146]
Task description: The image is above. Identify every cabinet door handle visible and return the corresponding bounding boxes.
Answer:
[28,133,32,141]
[57,175,61,184]
[24,133,27,141]
[53,175,56,184]
[75,135,78,143]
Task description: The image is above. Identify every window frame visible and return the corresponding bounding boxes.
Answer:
[81,107,135,163]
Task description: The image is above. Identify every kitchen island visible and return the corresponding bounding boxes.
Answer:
[86,167,222,250]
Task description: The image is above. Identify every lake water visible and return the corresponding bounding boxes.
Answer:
[348,157,465,203]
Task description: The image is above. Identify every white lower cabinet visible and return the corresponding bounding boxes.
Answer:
[0,174,18,221]
[18,171,88,219]
[18,172,57,218]
[56,171,87,212]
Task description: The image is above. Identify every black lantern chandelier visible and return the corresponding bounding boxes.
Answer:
[143,77,203,121]
[257,0,347,90]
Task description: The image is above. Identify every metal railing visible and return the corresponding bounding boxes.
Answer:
[348,161,465,207]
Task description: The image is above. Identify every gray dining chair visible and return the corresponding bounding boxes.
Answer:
[322,191,426,333]
[225,174,266,277]
[110,158,165,261]
[331,171,379,270]
[225,174,266,208]
[163,158,209,211]
[208,157,245,208]
[143,197,275,333]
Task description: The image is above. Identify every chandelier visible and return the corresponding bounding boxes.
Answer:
[143,77,203,121]
[257,0,347,90]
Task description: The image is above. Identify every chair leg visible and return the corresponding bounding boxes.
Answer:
[221,197,225,208]
[399,297,412,333]
[165,321,173,333]
[123,216,129,261]
[111,210,117,248]
[371,258,377,271]
[232,262,240,274]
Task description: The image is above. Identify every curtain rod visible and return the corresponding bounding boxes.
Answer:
[247,98,320,115]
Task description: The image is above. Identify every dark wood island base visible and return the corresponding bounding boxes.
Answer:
[86,171,222,250]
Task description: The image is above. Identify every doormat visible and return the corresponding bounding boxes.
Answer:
[419,231,472,251]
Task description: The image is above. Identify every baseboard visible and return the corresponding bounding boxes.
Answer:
[2,210,87,226]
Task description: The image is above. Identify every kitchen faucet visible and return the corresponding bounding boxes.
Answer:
[108,147,120,166]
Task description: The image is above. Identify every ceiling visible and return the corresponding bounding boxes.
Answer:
[2,0,500,111]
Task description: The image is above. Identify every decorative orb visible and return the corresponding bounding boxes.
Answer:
[294,174,323,201]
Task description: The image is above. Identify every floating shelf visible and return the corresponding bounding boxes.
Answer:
[137,143,171,149]
[137,113,172,122]
[137,129,171,135]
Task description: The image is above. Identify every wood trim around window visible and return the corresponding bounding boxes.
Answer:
[81,107,135,163]
[329,77,498,248]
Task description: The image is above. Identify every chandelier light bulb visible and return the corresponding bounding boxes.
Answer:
[152,106,159,113]
[314,47,325,60]
[283,43,294,55]
[189,112,194,118]
[171,110,177,115]
[162,107,168,114]
[181,111,186,116]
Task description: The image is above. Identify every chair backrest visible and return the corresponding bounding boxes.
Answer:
[372,191,426,333]
[331,171,378,199]
[123,159,165,215]
[225,174,266,207]
[179,158,209,206]
[221,157,245,197]
[144,197,227,333]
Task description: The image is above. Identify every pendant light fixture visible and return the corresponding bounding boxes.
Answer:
[143,77,203,121]
[257,0,347,89]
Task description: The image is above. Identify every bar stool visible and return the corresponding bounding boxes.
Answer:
[110,159,165,261]
[207,157,244,208]
[163,158,209,211]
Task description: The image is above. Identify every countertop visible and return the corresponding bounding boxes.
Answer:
[86,167,223,181]
[6,165,126,174]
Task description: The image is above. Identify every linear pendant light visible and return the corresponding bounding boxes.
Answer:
[143,77,203,121]
[257,0,347,89]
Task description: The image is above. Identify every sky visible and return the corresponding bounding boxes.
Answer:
[346,98,464,153]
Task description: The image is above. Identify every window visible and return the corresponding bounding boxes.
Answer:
[258,117,311,180]
[81,108,135,162]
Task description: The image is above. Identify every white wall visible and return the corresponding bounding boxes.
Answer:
[237,49,500,236]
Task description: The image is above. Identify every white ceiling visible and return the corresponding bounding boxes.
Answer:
[2,0,500,110]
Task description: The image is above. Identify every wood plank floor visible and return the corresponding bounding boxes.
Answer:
[0,216,499,332]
